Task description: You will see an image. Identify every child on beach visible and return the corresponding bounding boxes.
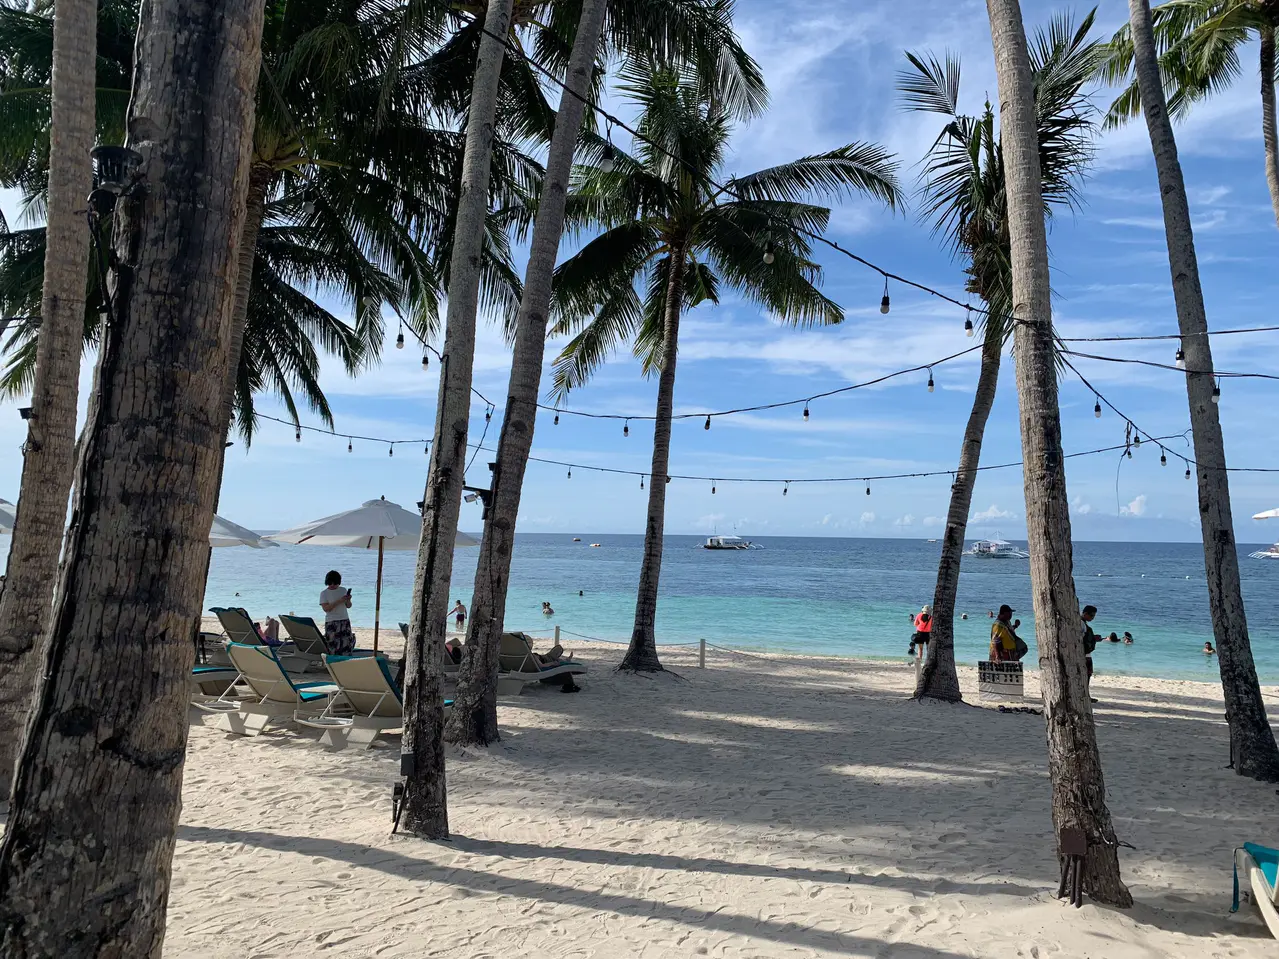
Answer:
[320,570,355,655]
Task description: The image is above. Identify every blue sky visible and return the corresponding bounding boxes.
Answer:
[4,0,1279,542]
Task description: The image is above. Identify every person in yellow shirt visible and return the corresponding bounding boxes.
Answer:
[989,604,1022,661]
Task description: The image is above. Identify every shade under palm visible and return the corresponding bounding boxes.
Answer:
[550,63,900,671]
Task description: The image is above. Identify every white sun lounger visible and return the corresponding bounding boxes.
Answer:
[195,642,338,737]
[497,632,587,694]
[300,654,452,749]
[1233,843,1279,938]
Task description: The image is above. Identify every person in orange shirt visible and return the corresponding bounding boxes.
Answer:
[909,605,933,661]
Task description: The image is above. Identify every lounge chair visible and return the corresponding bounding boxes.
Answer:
[190,664,243,703]
[195,642,338,737]
[497,632,587,693]
[300,654,453,749]
[1233,843,1279,938]
[399,622,460,677]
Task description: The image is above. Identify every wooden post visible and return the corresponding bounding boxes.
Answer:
[699,636,706,668]
[554,625,560,645]
[374,535,384,652]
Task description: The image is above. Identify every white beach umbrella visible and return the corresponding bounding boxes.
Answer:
[266,496,477,649]
[0,499,16,534]
[210,514,275,548]
[1253,507,1279,520]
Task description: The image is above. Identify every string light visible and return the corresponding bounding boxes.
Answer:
[554,413,560,425]
[395,330,405,350]
[600,120,616,172]
[880,278,891,315]
[567,468,572,479]
[300,186,316,216]
[783,482,789,496]
[927,369,934,393]
[1133,433,1141,448]
[295,426,301,443]
[964,316,974,337]
[704,415,711,431]
[485,407,492,423]
[348,437,352,452]
[1186,466,1192,480]
[762,241,775,265]
[1211,379,1221,404]
[1094,397,1102,418]
[640,475,644,489]
[1161,452,1167,466]
[421,354,429,371]
[711,480,716,494]
[1175,348,1186,370]
[802,403,809,422]
[388,445,394,457]
[623,419,629,437]
[866,485,871,496]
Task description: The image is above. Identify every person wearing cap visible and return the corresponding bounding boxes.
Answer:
[909,605,933,660]
[989,604,1022,662]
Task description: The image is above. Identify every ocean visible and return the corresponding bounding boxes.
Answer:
[198,534,1279,683]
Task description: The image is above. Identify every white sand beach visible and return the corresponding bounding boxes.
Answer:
[170,629,1279,958]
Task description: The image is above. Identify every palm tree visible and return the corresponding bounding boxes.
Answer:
[548,64,899,672]
[0,0,95,797]
[985,0,1131,906]
[0,0,267,947]
[1121,0,1279,781]
[448,0,768,748]
[899,10,1103,702]
[1101,0,1279,229]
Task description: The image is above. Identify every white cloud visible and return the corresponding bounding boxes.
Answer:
[859,511,876,526]
[1071,496,1094,516]
[1121,494,1148,518]
[922,515,945,527]
[970,503,1013,523]
[894,513,915,527]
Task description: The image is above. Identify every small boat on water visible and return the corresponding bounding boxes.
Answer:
[1251,508,1279,559]
[966,538,1029,559]
[572,537,581,542]
[702,534,758,550]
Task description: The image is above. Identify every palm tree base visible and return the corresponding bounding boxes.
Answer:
[618,636,664,673]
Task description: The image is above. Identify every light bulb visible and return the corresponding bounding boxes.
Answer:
[1175,348,1186,370]
[295,427,301,443]
[763,242,775,265]
[704,415,711,430]
[711,482,716,494]
[554,413,559,426]
[1185,467,1192,480]
[1126,448,1133,459]
[623,421,629,437]
[421,354,429,371]
[99,307,109,322]
[1211,382,1221,404]
[802,405,809,422]
[964,317,974,337]
[348,438,352,452]
[1094,400,1102,419]
[866,486,871,496]
[300,188,316,216]
[600,142,616,173]
[640,476,644,489]
[1160,452,1167,467]
[388,445,394,457]
[880,294,890,315]
[783,485,788,496]
[567,468,572,480]
[1133,434,1141,448]
[927,374,934,393]
[485,408,492,423]
[424,444,428,455]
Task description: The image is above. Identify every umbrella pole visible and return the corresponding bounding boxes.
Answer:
[374,536,384,653]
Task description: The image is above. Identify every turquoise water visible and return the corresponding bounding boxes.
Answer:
[199,534,1279,683]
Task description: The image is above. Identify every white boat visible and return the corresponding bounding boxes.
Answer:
[1251,508,1279,559]
[702,535,757,550]
[966,538,1029,559]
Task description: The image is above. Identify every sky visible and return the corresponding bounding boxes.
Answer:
[3,0,1279,543]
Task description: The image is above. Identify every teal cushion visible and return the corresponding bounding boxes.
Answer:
[1245,843,1279,892]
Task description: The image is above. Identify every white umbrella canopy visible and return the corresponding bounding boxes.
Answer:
[210,514,275,548]
[1253,508,1279,520]
[0,499,16,534]
[266,497,477,648]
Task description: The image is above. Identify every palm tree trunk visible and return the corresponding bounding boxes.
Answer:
[399,0,514,837]
[915,333,1002,702]
[449,0,608,746]
[1127,0,1279,781]
[986,0,1132,907]
[1260,25,1279,230]
[0,0,97,799]
[621,248,686,673]
[0,0,266,950]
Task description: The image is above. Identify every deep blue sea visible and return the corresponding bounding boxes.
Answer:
[196,534,1279,683]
